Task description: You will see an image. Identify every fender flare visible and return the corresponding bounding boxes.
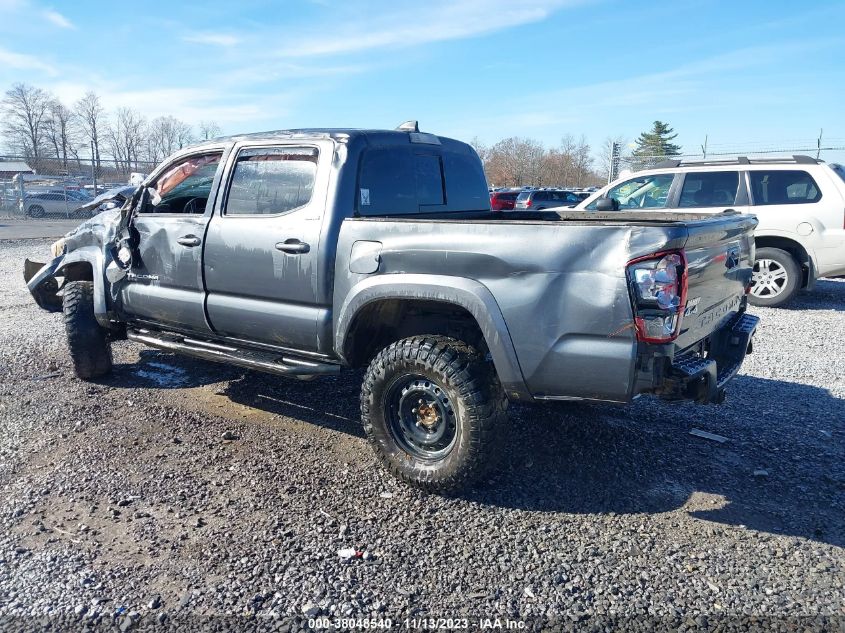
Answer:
[27,248,109,321]
[335,274,531,400]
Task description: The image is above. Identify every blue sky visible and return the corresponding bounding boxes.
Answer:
[1,0,844,159]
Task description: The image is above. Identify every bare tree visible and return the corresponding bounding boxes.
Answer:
[75,91,106,172]
[44,99,78,169]
[198,120,221,141]
[146,116,195,163]
[106,107,146,172]
[484,137,545,187]
[1,83,53,164]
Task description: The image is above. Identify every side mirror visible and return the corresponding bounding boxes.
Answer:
[595,197,619,212]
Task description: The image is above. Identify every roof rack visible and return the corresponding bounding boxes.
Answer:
[653,154,820,169]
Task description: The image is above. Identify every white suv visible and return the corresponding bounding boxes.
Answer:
[577,156,845,307]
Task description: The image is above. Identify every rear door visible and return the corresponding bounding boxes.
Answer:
[120,149,226,333]
[203,141,333,352]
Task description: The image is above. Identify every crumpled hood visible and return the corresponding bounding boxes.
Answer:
[75,185,137,213]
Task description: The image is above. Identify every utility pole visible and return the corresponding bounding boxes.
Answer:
[91,140,97,193]
[701,135,708,160]
[817,128,823,160]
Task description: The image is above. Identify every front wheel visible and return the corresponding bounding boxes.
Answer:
[63,281,113,379]
[748,247,801,308]
[27,205,45,218]
[361,336,507,493]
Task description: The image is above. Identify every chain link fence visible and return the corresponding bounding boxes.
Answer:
[607,139,845,183]
[0,156,157,219]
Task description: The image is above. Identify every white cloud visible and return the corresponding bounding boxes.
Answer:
[0,46,56,75]
[42,8,74,29]
[275,0,585,57]
[183,32,240,47]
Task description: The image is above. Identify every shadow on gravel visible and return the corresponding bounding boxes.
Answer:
[464,375,844,548]
[779,278,845,312]
[108,349,366,438]
[110,350,843,547]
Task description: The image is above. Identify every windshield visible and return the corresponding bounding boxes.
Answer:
[587,173,674,210]
[516,192,531,201]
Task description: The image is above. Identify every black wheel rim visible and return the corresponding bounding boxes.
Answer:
[385,374,457,460]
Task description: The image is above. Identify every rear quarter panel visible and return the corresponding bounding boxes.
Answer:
[334,217,689,402]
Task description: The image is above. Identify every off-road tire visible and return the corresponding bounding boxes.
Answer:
[63,281,112,379]
[361,336,508,493]
[748,247,801,308]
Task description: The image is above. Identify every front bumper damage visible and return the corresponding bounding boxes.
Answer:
[662,312,759,404]
[24,257,63,312]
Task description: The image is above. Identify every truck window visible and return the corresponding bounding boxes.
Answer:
[358,148,447,214]
[144,152,223,214]
[678,171,739,207]
[588,173,673,210]
[225,147,318,216]
[749,170,822,205]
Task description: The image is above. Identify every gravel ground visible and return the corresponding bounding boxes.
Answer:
[0,238,843,632]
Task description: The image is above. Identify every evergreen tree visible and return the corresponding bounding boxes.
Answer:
[631,121,681,168]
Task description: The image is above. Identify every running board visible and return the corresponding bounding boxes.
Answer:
[127,329,341,377]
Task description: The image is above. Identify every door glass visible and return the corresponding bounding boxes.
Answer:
[144,152,223,214]
[749,170,822,205]
[588,174,674,209]
[225,147,318,215]
[678,171,740,207]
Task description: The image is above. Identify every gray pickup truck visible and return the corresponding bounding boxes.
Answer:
[25,124,759,492]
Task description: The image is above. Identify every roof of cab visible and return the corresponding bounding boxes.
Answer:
[186,128,470,152]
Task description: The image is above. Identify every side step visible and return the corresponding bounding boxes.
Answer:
[127,329,341,377]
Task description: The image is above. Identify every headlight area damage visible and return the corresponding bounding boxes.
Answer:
[23,187,139,319]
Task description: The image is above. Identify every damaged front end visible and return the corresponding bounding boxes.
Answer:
[23,186,141,320]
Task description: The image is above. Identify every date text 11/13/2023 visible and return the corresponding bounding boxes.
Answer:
[307,617,527,630]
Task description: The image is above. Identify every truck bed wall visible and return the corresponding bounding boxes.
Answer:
[334,217,691,402]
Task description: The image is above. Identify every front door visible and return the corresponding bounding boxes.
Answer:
[120,150,226,333]
[203,142,331,352]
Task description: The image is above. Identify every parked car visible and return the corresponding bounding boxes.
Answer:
[578,156,845,307]
[25,124,758,492]
[489,189,520,211]
[514,188,582,210]
[20,192,88,218]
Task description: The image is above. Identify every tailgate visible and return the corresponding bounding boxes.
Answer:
[676,214,757,349]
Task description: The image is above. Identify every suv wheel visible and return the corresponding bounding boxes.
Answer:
[748,247,801,308]
[63,281,113,379]
[361,336,507,493]
[27,205,45,218]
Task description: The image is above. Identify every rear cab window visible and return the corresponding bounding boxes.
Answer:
[357,143,488,215]
[749,170,822,205]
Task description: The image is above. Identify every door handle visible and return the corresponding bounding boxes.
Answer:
[177,235,201,247]
[275,239,310,254]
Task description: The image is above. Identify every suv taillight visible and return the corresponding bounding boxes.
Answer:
[524,198,532,207]
[626,250,687,343]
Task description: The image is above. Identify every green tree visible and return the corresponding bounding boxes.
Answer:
[632,121,681,168]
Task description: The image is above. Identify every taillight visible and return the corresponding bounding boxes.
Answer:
[525,198,532,207]
[626,250,687,343]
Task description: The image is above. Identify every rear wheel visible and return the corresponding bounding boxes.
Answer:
[361,336,507,493]
[63,281,113,379]
[748,247,801,308]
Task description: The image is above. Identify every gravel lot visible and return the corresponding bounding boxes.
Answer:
[0,238,843,631]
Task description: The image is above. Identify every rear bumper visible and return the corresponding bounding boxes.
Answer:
[663,312,759,404]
